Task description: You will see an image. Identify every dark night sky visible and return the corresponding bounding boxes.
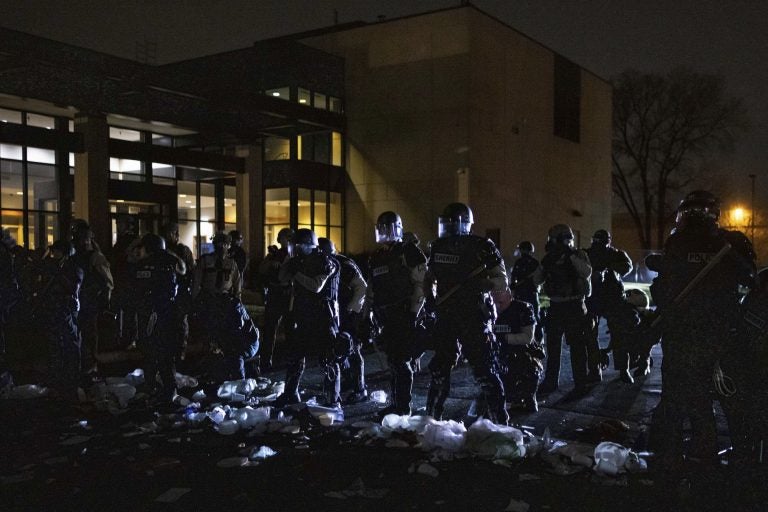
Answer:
[1,0,767,206]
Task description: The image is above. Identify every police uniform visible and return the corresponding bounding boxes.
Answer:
[494,298,543,410]
[278,248,340,405]
[427,235,508,424]
[535,243,593,394]
[510,252,542,340]
[334,253,368,401]
[0,238,20,360]
[36,253,83,394]
[650,222,755,468]
[258,246,293,369]
[368,240,427,415]
[72,245,114,373]
[134,249,178,399]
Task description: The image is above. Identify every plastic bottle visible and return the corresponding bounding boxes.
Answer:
[370,390,387,404]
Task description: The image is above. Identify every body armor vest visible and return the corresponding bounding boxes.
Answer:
[135,252,178,309]
[369,242,417,307]
[541,249,585,299]
[430,235,501,297]
[493,301,535,335]
[336,254,362,308]
[199,252,238,295]
[293,252,339,307]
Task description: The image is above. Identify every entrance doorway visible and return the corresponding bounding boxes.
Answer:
[108,199,166,246]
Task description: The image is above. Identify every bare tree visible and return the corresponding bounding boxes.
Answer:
[612,68,748,249]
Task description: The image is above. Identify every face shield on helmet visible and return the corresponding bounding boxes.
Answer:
[591,229,611,248]
[375,211,403,244]
[438,203,474,238]
[675,191,720,230]
[294,228,318,256]
[547,224,575,249]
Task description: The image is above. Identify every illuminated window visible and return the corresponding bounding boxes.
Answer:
[332,132,343,167]
[264,137,290,161]
[298,88,311,105]
[110,158,144,181]
[0,108,22,124]
[266,86,290,100]
[0,160,23,209]
[27,147,55,164]
[224,185,236,224]
[109,126,142,141]
[264,187,290,254]
[27,163,57,211]
[152,162,175,185]
[26,113,55,129]
[0,144,23,161]
[313,92,327,109]
[151,133,173,147]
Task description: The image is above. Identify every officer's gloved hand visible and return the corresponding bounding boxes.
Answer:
[409,311,420,330]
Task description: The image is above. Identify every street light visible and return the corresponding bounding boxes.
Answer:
[749,174,756,245]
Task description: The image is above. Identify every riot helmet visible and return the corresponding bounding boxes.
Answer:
[514,241,534,257]
[403,231,420,246]
[1,227,15,249]
[49,239,75,258]
[438,203,474,238]
[211,231,232,249]
[229,230,244,245]
[70,218,90,241]
[73,227,94,250]
[294,228,318,256]
[625,288,650,310]
[591,229,611,247]
[675,190,720,230]
[317,237,337,256]
[375,211,403,244]
[141,233,166,254]
[547,224,575,249]
[162,222,180,245]
[276,228,294,247]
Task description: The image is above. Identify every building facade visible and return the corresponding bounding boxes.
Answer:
[0,5,612,264]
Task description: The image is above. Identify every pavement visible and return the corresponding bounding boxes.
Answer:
[1,323,766,512]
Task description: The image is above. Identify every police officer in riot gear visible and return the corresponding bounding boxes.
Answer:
[0,228,20,365]
[162,223,195,361]
[426,203,509,424]
[586,229,633,382]
[649,190,755,473]
[318,237,369,404]
[534,224,593,396]
[275,229,340,406]
[258,228,294,370]
[366,211,427,416]
[492,287,543,412]
[133,233,180,401]
[193,232,258,380]
[36,240,83,398]
[510,241,542,342]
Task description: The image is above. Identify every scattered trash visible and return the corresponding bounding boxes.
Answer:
[124,368,144,386]
[593,442,648,476]
[3,384,48,399]
[191,389,206,401]
[217,379,258,400]
[416,462,439,478]
[370,390,387,404]
[249,446,278,460]
[154,487,191,503]
[208,406,228,424]
[106,383,136,408]
[504,497,530,512]
[233,406,271,428]
[175,373,198,389]
[216,420,240,435]
[421,420,466,452]
[465,419,525,461]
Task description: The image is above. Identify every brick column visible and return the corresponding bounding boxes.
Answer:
[73,113,110,250]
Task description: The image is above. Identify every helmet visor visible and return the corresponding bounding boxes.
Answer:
[438,217,472,238]
[375,223,403,243]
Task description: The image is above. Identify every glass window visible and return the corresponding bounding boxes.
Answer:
[329,97,342,113]
[299,132,331,164]
[0,160,23,209]
[332,132,343,167]
[152,162,175,185]
[0,144,23,160]
[0,108,22,124]
[329,192,342,225]
[109,126,142,141]
[177,181,197,220]
[264,187,290,254]
[224,185,236,224]
[27,147,56,164]
[265,86,290,100]
[151,133,174,147]
[177,219,196,256]
[313,92,327,110]
[27,163,57,210]
[199,183,216,226]
[26,113,55,129]
[264,137,290,161]
[330,227,343,253]
[296,135,303,161]
[1,210,23,245]
[27,211,58,250]
[297,188,311,227]
[298,88,311,105]
[314,190,327,227]
[110,158,144,181]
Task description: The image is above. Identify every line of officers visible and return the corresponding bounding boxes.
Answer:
[260,201,650,427]
[0,220,258,403]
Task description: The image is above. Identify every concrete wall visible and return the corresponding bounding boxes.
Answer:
[306,7,612,257]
